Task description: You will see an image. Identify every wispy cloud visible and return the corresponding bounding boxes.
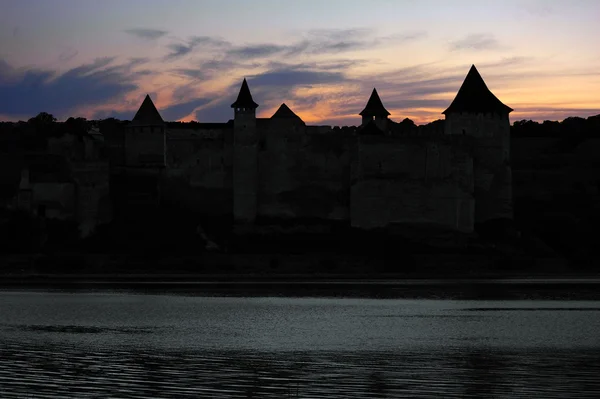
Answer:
[225,28,427,60]
[449,33,506,51]
[248,66,347,87]
[162,98,214,121]
[0,57,139,119]
[164,36,231,61]
[58,48,79,63]
[124,28,169,40]
[172,68,207,80]
[227,44,289,59]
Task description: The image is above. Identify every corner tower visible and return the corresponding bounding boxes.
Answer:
[231,78,259,224]
[359,88,390,133]
[443,65,513,226]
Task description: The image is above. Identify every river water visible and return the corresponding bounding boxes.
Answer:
[1,290,599,398]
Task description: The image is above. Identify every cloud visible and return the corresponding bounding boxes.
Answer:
[227,44,289,59]
[0,57,138,119]
[224,28,427,60]
[449,34,506,51]
[305,28,373,42]
[200,58,260,71]
[124,28,169,40]
[164,36,231,61]
[172,68,207,80]
[161,98,213,121]
[169,58,262,81]
[58,48,79,63]
[248,67,346,87]
[165,43,195,60]
[194,98,234,123]
[127,57,151,68]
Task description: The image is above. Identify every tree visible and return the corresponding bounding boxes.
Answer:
[64,117,90,136]
[28,112,57,125]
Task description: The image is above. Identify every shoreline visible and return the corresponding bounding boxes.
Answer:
[2,274,600,300]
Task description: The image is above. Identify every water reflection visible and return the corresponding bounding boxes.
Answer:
[1,292,600,397]
[1,343,600,398]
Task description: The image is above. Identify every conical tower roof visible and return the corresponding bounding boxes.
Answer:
[231,78,259,109]
[271,103,303,122]
[443,65,513,115]
[359,88,390,117]
[131,94,164,126]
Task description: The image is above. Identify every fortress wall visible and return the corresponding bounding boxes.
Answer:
[351,136,474,232]
[511,138,561,167]
[73,161,112,235]
[161,128,233,216]
[305,125,334,134]
[125,127,165,166]
[257,123,352,221]
[445,113,512,223]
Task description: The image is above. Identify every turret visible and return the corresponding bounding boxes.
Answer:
[359,88,390,132]
[231,78,259,120]
[231,78,259,224]
[443,65,513,226]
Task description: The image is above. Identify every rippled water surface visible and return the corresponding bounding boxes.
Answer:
[1,291,600,397]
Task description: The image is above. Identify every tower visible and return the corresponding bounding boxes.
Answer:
[231,78,259,224]
[443,65,513,226]
[126,94,166,168]
[359,88,390,133]
[118,94,166,215]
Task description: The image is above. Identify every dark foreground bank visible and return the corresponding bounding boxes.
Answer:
[2,274,600,300]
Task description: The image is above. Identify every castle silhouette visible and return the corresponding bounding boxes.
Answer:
[106,65,513,233]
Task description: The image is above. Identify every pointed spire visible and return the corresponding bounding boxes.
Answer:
[131,94,164,125]
[271,103,303,122]
[443,65,513,115]
[231,78,259,109]
[359,88,390,117]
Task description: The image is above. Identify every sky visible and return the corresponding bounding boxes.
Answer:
[1,0,599,126]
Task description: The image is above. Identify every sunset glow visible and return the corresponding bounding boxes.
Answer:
[1,0,599,125]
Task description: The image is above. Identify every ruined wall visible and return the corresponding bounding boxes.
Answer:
[351,136,475,232]
[445,112,512,223]
[162,128,233,217]
[257,123,352,222]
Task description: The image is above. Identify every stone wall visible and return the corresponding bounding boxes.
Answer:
[31,182,76,220]
[257,122,352,222]
[445,112,512,223]
[351,136,475,232]
[124,126,165,167]
[108,115,512,233]
[73,161,111,237]
[162,128,233,217]
[233,112,258,223]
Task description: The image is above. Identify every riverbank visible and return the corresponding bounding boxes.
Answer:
[2,275,600,300]
[2,252,599,300]
[0,248,575,276]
